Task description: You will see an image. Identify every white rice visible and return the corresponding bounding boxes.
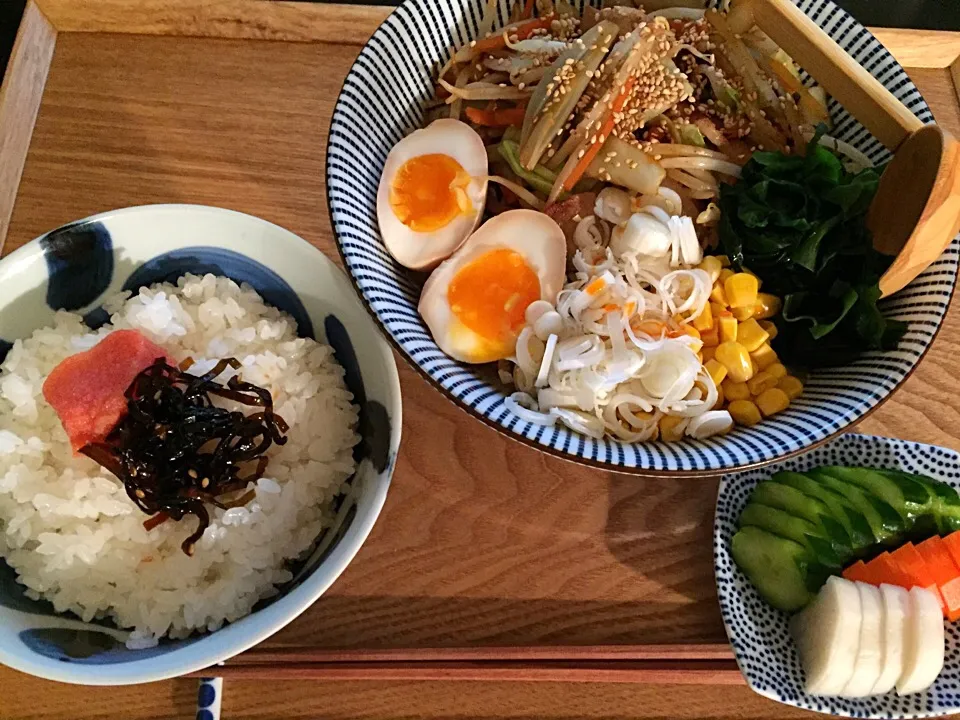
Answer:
[0,274,359,647]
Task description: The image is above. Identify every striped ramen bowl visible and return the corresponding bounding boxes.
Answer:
[326,0,957,476]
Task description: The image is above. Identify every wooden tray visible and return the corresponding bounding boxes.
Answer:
[2,0,960,685]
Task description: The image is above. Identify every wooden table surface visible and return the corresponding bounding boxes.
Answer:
[1,1,960,717]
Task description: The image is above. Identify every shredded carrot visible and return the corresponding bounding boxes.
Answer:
[602,303,620,313]
[563,77,636,192]
[520,0,536,20]
[473,16,554,53]
[465,105,528,127]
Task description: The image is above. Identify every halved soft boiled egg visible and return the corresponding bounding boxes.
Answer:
[420,209,566,364]
[377,119,488,270]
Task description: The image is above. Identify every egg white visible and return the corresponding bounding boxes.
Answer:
[377,119,488,271]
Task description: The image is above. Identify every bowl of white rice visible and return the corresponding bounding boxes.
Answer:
[0,204,401,685]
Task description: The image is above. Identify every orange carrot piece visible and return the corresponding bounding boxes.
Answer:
[473,16,554,53]
[842,560,874,584]
[465,105,528,127]
[916,536,960,586]
[890,544,946,612]
[866,552,912,587]
[562,77,637,192]
[892,544,937,586]
[520,0,536,20]
[943,531,960,569]
[941,577,960,622]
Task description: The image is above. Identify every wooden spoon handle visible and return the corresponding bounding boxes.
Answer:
[735,0,923,151]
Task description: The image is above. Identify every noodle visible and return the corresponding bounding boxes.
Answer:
[659,156,743,178]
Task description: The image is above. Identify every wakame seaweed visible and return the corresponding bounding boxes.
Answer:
[718,129,905,368]
[81,357,288,556]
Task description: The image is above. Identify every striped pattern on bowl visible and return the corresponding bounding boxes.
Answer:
[326,0,956,474]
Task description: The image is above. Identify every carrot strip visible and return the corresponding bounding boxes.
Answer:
[943,531,960,569]
[465,105,528,127]
[842,560,874,585]
[941,577,960,622]
[562,77,636,192]
[865,551,912,588]
[916,536,960,585]
[520,0,536,20]
[473,16,554,53]
[890,544,946,612]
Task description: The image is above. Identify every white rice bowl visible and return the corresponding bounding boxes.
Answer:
[0,273,359,648]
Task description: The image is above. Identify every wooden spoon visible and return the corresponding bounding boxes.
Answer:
[728,0,960,297]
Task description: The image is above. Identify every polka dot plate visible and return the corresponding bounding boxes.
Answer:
[715,433,960,718]
[326,0,957,475]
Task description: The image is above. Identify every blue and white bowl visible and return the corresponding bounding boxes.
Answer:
[326,0,957,475]
[715,434,960,718]
[0,204,402,685]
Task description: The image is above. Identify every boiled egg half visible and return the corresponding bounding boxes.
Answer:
[377,118,488,270]
[419,209,566,363]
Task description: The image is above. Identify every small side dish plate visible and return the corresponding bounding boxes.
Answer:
[715,433,960,718]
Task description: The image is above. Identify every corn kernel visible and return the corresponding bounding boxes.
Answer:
[718,315,738,343]
[705,358,728,387]
[713,384,725,410]
[701,326,720,347]
[747,371,778,396]
[778,375,804,400]
[659,415,687,443]
[723,378,751,401]
[732,305,754,321]
[710,283,728,307]
[742,267,763,290]
[751,357,759,376]
[756,388,790,417]
[716,254,731,268]
[750,342,778,370]
[728,399,762,427]
[759,319,778,340]
[710,301,728,318]
[683,325,701,340]
[737,318,770,352]
[701,345,716,363]
[725,273,759,309]
[719,268,735,285]
[715,341,754,383]
[766,363,787,380]
[698,256,723,284]
[754,293,782,320]
[693,302,714,332]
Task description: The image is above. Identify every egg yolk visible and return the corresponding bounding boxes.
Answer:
[448,249,541,345]
[389,154,473,232]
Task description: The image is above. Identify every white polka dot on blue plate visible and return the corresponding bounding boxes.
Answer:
[715,433,960,718]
